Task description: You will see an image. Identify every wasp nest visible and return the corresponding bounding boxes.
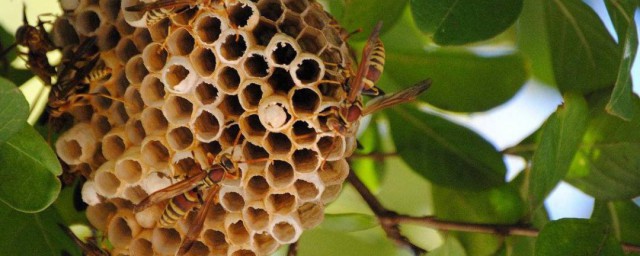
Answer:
[54,0,357,254]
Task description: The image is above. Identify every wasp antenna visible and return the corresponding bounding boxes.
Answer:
[22,3,28,24]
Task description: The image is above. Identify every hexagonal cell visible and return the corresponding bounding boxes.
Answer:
[108,101,130,126]
[219,123,242,148]
[265,132,292,156]
[292,56,323,84]
[258,0,284,21]
[102,132,127,160]
[99,0,120,21]
[221,191,245,212]
[317,80,342,101]
[167,126,194,151]
[142,43,168,72]
[297,28,327,54]
[297,202,324,229]
[90,87,113,112]
[96,24,120,51]
[125,55,148,85]
[318,159,349,185]
[292,148,319,173]
[244,206,269,231]
[163,62,193,93]
[246,175,270,199]
[140,75,166,107]
[91,114,111,138]
[323,27,343,48]
[167,27,195,56]
[192,108,223,142]
[172,5,199,26]
[216,66,241,94]
[267,68,294,93]
[282,0,308,13]
[95,169,120,197]
[228,1,257,29]
[217,32,248,63]
[115,13,136,36]
[243,52,270,78]
[203,229,229,253]
[242,141,269,164]
[267,160,294,188]
[253,18,277,46]
[269,40,297,66]
[115,159,143,184]
[253,232,278,255]
[141,138,170,167]
[267,193,296,214]
[321,183,342,203]
[279,11,304,39]
[108,215,136,248]
[116,38,139,64]
[181,241,209,256]
[291,88,320,117]
[125,118,146,145]
[195,141,222,166]
[303,8,326,30]
[124,86,145,116]
[195,14,224,44]
[148,18,171,42]
[295,179,320,201]
[76,9,101,36]
[190,47,217,77]
[194,81,220,106]
[271,219,300,244]
[239,114,267,144]
[129,235,153,256]
[291,120,316,146]
[162,95,193,125]
[152,228,181,255]
[133,28,152,52]
[227,220,250,245]
[238,81,265,111]
[172,156,196,176]
[219,94,244,121]
[51,17,79,48]
[317,135,345,160]
[141,107,168,134]
[204,204,227,229]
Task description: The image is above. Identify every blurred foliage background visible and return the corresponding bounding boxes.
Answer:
[0,0,639,255]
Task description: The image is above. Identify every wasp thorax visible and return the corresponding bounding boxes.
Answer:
[54,0,359,254]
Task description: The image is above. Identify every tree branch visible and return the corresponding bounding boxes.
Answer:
[287,241,298,256]
[347,170,427,255]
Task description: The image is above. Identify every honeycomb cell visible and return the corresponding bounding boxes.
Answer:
[149,18,171,41]
[297,202,323,229]
[99,0,120,22]
[140,137,170,168]
[116,38,139,63]
[162,95,193,125]
[96,24,120,51]
[217,32,248,63]
[291,55,323,85]
[267,160,294,188]
[243,52,270,78]
[172,6,199,26]
[125,55,148,84]
[253,18,277,46]
[133,28,152,52]
[239,113,267,144]
[152,228,181,255]
[91,86,114,112]
[76,9,102,36]
[241,141,269,164]
[258,0,284,22]
[258,95,292,132]
[130,233,154,256]
[124,185,148,204]
[140,75,166,108]
[278,11,304,38]
[163,58,198,93]
[267,192,296,214]
[125,118,146,145]
[246,175,270,199]
[217,66,242,94]
[231,249,256,256]
[115,157,143,184]
[228,1,259,30]
[194,81,220,106]
[56,123,97,165]
[190,47,217,77]
[172,156,196,176]
[244,204,269,231]
[267,68,295,93]
[141,107,168,135]
[219,94,244,121]
[142,43,167,72]
[253,232,278,255]
[270,218,300,244]
[108,213,139,248]
[167,27,195,56]
[291,88,320,117]
[184,241,209,256]
[291,120,316,147]
[297,27,327,54]
[221,190,246,213]
[318,159,349,186]
[267,35,298,67]
[265,132,292,156]
[294,179,320,201]
[219,123,242,149]
[115,13,136,36]
[317,135,345,161]
[303,8,326,30]
[103,129,127,160]
[195,14,224,45]
[291,148,319,173]
[283,0,308,13]
[86,202,117,230]
[124,86,145,115]
[205,204,228,230]
[95,168,120,197]
[192,107,224,142]
[167,126,194,151]
[227,220,250,245]
[91,114,111,138]
[321,183,342,203]
[238,81,268,111]
[203,229,229,253]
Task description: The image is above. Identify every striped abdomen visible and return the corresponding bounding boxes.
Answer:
[146,8,176,26]
[363,39,385,95]
[159,189,201,227]
[82,65,112,84]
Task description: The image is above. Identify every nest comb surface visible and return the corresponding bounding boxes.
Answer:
[53,0,359,255]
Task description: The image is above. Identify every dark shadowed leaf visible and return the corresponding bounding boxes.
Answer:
[0,77,28,144]
[410,0,523,45]
[381,11,528,112]
[319,213,378,233]
[0,203,80,256]
[527,93,588,212]
[388,105,506,190]
[592,200,640,245]
[0,124,61,212]
[535,218,624,256]
[605,0,638,120]
[542,0,620,93]
[567,93,640,199]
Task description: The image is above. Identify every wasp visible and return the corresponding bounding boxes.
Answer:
[134,135,264,255]
[14,4,57,84]
[58,223,110,256]
[125,0,225,26]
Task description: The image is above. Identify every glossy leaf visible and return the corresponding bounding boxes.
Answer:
[388,105,506,190]
[605,0,638,120]
[535,218,624,256]
[297,228,405,256]
[326,0,408,41]
[527,93,588,212]
[517,0,555,85]
[567,93,640,199]
[318,213,378,233]
[543,0,620,93]
[0,124,61,212]
[381,11,528,112]
[433,184,524,224]
[592,200,640,245]
[410,0,523,45]
[0,203,80,256]
[429,235,467,256]
[0,77,28,144]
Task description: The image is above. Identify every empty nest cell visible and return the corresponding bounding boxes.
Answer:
[221,191,246,212]
[162,95,193,125]
[140,75,167,107]
[228,2,257,29]
[265,132,292,156]
[217,32,248,63]
[164,63,192,92]
[195,14,223,44]
[294,179,319,201]
[270,219,299,244]
[124,86,145,115]
[239,81,265,111]
[246,175,270,199]
[217,66,242,93]
[253,232,278,254]
[95,169,121,197]
[142,43,168,72]
[297,202,323,229]
[269,38,298,66]
[219,94,244,121]
[267,68,295,93]
[194,81,220,105]
[244,53,270,78]
[227,220,250,245]
[125,118,146,145]
[203,229,229,252]
[191,47,217,77]
[303,8,326,30]
[291,148,319,173]
[116,38,139,63]
[108,214,136,248]
[167,126,194,151]
[133,28,152,52]
[141,107,168,134]
[291,120,316,146]
[291,88,320,116]
[253,18,277,46]
[278,11,304,38]
[297,28,327,54]
[267,193,296,214]
[241,142,269,163]
[115,159,143,184]
[76,9,102,36]
[258,0,284,22]
[167,27,195,56]
[102,131,127,160]
[292,56,322,84]
[267,160,294,188]
[192,108,223,142]
[283,0,309,13]
[239,113,267,142]
[141,138,170,167]
[125,55,149,84]
[245,206,269,231]
[152,228,182,255]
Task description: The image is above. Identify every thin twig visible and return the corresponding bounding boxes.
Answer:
[347,170,427,255]
[287,241,298,256]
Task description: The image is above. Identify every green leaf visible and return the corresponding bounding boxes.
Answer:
[410,0,523,45]
[605,0,638,120]
[388,105,507,190]
[567,93,640,199]
[535,218,624,256]
[0,77,28,144]
[318,213,378,232]
[297,228,405,256]
[543,0,620,93]
[433,183,524,224]
[527,93,588,212]
[429,235,467,256]
[517,0,555,85]
[592,200,640,245]
[381,10,528,112]
[0,203,80,256]
[327,0,408,41]
[0,124,61,212]
[351,123,384,190]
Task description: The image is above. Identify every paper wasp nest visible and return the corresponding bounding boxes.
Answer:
[53,0,357,254]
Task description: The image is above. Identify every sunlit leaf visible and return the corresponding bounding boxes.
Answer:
[535,218,624,256]
[0,77,28,144]
[517,0,555,85]
[433,183,524,224]
[592,200,640,245]
[318,213,378,233]
[429,235,467,256]
[0,203,80,256]
[542,0,620,93]
[0,124,61,212]
[297,228,404,256]
[388,105,506,190]
[605,0,638,120]
[567,93,640,199]
[381,11,528,112]
[410,0,523,45]
[527,93,588,212]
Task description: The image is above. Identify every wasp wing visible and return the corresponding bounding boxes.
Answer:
[125,0,193,12]
[176,185,220,256]
[133,170,207,213]
[347,21,384,102]
[361,79,431,116]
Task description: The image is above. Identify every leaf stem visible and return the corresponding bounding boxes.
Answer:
[287,241,298,256]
